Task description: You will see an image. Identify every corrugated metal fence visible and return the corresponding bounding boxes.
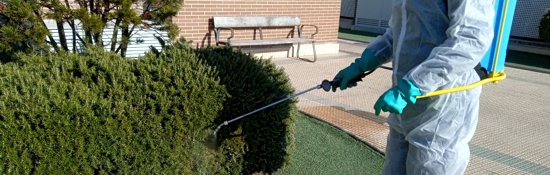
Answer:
[340,0,356,18]
[44,19,168,58]
[511,0,550,39]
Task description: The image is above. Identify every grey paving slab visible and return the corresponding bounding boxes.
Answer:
[269,40,550,174]
[472,68,550,174]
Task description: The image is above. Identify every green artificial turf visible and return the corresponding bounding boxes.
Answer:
[505,50,550,73]
[277,113,384,175]
[338,28,378,43]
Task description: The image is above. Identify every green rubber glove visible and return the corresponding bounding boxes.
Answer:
[374,79,422,116]
[332,49,379,91]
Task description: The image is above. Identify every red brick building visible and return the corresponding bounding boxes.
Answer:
[174,0,342,57]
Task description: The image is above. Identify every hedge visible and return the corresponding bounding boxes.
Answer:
[0,48,227,174]
[195,46,297,174]
[0,43,298,174]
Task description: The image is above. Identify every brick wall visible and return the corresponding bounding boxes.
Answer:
[174,0,341,47]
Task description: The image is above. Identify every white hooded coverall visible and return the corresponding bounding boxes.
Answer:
[366,0,495,174]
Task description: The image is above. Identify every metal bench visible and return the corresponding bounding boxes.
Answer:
[213,16,318,62]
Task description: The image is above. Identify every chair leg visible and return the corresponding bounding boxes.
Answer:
[297,42,316,63]
[297,43,301,59]
[288,45,295,58]
[311,41,317,63]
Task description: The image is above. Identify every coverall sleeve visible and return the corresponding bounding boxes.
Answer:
[367,27,394,65]
[403,0,495,94]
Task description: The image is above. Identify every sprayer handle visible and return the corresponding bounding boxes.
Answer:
[324,68,379,92]
[322,72,369,92]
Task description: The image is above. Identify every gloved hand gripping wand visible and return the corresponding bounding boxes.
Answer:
[211,70,375,139]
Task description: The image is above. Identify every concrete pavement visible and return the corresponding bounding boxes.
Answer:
[270,39,550,174]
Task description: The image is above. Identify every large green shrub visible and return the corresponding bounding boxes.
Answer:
[0,40,297,174]
[0,48,227,174]
[540,9,550,42]
[195,47,298,174]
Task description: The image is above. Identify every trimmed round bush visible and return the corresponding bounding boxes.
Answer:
[0,41,297,174]
[0,48,227,174]
[540,9,550,42]
[195,47,298,174]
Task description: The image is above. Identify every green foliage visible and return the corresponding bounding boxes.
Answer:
[0,48,227,174]
[195,47,297,174]
[144,0,183,39]
[0,0,50,62]
[0,39,297,174]
[540,9,550,42]
[0,0,184,57]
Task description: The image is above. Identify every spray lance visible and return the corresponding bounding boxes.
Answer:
[210,69,376,140]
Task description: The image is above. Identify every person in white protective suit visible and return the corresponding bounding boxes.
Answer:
[332,0,495,174]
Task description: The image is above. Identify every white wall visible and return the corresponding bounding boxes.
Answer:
[44,19,168,58]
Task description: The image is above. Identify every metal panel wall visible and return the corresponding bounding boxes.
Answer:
[511,0,550,39]
[340,0,356,18]
[352,0,392,34]
[45,20,168,58]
